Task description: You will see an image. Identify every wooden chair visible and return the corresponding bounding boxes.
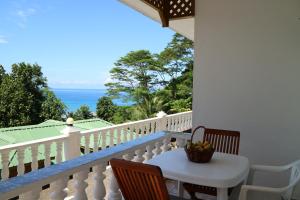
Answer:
[183,126,241,200]
[110,158,171,200]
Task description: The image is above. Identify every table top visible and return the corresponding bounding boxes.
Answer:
[146,148,249,188]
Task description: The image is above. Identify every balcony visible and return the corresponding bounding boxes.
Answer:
[0,111,192,199]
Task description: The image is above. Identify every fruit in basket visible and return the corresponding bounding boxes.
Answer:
[188,141,213,151]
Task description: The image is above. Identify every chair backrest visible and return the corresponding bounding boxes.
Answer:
[110,158,170,200]
[203,128,240,155]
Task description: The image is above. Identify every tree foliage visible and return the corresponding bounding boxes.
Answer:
[40,89,67,121]
[73,105,93,120]
[96,96,116,122]
[105,33,193,121]
[0,63,47,127]
[0,63,66,127]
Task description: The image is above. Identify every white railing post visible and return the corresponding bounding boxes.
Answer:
[156,111,167,131]
[61,118,81,160]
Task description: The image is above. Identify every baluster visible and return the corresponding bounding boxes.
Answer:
[56,141,63,163]
[93,131,99,152]
[154,141,162,156]
[1,150,9,180]
[73,169,89,200]
[174,116,179,131]
[50,177,68,200]
[123,151,135,161]
[162,137,170,152]
[144,123,149,135]
[184,114,189,130]
[129,125,134,141]
[31,145,39,170]
[146,123,151,135]
[116,127,121,144]
[176,137,185,148]
[170,117,174,131]
[123,127,128,143]
[101,130,107,150]
[136,125,141,138]
[84,134,90,154]
[144,143,155,161]
[107,167,122,200]
[134,148,145,163]
[44,142,51,167]
[150,121,155,133]
[20,188,41,200]
[17,147,25,175]
[109,129,114,147]
[178,116,183,131]
[93,163,106,200]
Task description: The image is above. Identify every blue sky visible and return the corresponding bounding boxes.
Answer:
[0,0,174,89]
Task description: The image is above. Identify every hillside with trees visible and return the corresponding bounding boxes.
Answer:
[0,63,66,128]
[97,33,193,123]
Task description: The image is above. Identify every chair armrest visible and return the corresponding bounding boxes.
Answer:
[239,185,284,200]
[251,163,293,173]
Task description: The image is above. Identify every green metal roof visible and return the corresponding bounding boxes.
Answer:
[0,119,114,169]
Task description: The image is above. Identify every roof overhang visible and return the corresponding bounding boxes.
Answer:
[119,0,194,41]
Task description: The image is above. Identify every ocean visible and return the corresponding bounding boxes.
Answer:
[53,88,128,112]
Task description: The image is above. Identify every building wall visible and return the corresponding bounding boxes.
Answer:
[193,0,300,199]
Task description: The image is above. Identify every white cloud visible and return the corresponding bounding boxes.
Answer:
[15,8,36,28]
[0,35,8,44]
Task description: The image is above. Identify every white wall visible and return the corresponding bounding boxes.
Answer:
[193,0,300,199]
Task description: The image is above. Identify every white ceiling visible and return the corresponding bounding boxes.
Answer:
[119,0,194,41]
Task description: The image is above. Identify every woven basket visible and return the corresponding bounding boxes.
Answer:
[184,126,215,163]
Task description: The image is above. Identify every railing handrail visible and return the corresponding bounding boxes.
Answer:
[0,131,170,199]
[0,111,192,149]
[0,135,68,151]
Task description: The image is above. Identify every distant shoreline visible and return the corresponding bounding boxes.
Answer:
[52,88,131,112]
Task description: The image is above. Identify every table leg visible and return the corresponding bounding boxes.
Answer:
[177,181,184,199]
[217,188,228,200]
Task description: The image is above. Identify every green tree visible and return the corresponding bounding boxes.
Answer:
[0,63,47,127]
[112,106,134,124]
[0,65,6,84]
[96,96,116,122]
[40,89,67,121]
[105,50,160,103]
[73,105,93,120]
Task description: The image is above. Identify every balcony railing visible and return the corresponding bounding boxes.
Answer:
[0,111,192,181]
[0,131,192,199]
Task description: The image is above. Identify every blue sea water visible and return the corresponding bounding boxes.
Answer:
[52,88,128,112]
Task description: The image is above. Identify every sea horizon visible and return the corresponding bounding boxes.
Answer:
[52,88,130,112]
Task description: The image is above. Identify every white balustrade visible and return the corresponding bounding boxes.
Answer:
[116,127,121,145]
[0,111,192,183]
[44,142,52,167]
[31,145,39,170]
[50,178,68,200]
[144,143,155,161]
[0,131,192,200]
[93,131,100,152]
[84,134,91,155]
[101,130,107,150]
[154,141,163,157]
[93,163,106,200]
[134,148,145,163]
[1,150,10,180]
[20,188,41,200]
[56,141,63,163]
[73,169,89,200]
[17,148,25,176]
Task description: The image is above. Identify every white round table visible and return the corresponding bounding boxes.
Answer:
[146,148,249,200]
